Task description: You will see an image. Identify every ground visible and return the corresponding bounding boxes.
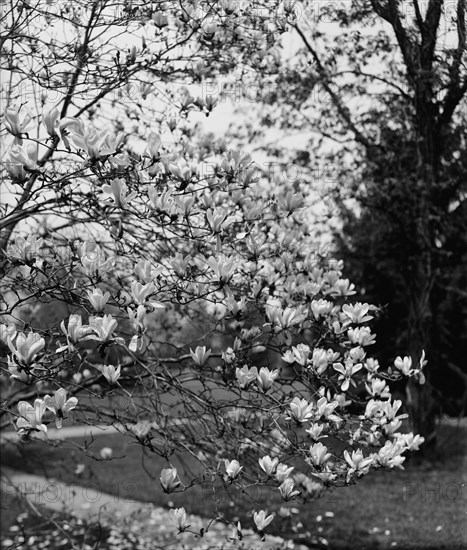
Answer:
[1,420,466,549]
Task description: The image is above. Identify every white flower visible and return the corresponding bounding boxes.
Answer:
[0,323,17,344]
[224,459,243,480]
[256,367,279,392]
[130,281,156,305]
[394,356,412,375]
[160,467,181,493]
[100,447,113,459]
[308,442,331,466]
[348,327,376,346]
[342,302,373,323]
[127,305,147,332]
[305,422,324,441]
[282,343,310,366]
[8,332,45,366]
[100,364,121,384]
[333,361,363,391]
[235,365,258,389]
[59,314,93,352]
[129,420,152,440]
[394,432,425,452]
[87,288,110,312]
[275,463,294,484]
[44,389,78,429]
[89,315,119,343]
[311,348,329,374]
[42,108,59,136]
[374,440,406,468]
[259,455,279,476]
[170,507,190,532]
[222,347,236,364]
[16,399,47,434]
[3,107,31,144]
[190,346,211,366]
[365,378,391,398]
[278,478,301,501]
[343,449,374,480]
[253,510,274,532]
[288,397,314,422]
[7,235,43,262]
[78,242,115,276]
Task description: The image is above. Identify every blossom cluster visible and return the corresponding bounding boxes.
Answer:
[0,107,426,539]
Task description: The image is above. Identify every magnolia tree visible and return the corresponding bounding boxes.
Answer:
[1,0,426,544]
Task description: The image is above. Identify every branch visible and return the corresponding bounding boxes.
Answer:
[292,23,374,151]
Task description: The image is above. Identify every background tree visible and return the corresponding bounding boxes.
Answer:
[217,0,467,446]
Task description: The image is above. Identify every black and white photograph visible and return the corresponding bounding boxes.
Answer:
[0,1,466,549]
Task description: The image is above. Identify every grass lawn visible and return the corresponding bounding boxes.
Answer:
[1,422,466,549]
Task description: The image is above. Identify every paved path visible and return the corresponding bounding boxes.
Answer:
[1,466,307,549]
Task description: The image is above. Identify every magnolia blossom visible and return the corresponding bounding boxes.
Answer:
[3,107,31,144]
[16,399,47,433]
[282,343,310,366]
[130,281,157,306]
[365,377,391,398]
[222,347,236,364]
[59,314,93,352]
[394,432,425,452]
[206,207,236,233]
[256,367,279,392]
[266,304,306,330]
[305,422,325,441]
[44,389,78,428]
[129,420,152,440]
[311,348,328,374]
[0,323,17,344]
[100,364,121,384]
[170,508,190,532]
[373,441,406,468]
[258,455,279,476]
[288,397,314,423]
[127,305,147,333]
[78,242,115,276]
[7,235,43,262]
[394,355,426,384]
[342,302,373,324]
[253,510,274,532]
[394,355,412,374]
[160,467,181,493]
[275,463,294,484]
[134,259,154,282]
[235,365,258,389]
[8,332,45,366]
[347,326,376,346]
[343,449,374,481]
[333,361,363,391]
[42,108,59,136]
[102,178,137,208]
[190,345,212,366]
[314,396,340,422]
[8,360,30,383]
[224,459,243,480]
[278,478,301,501]
[207,255,235,284]
[100,447,113,459]
[89,315,120,343]
[310,299,333,320]
[308,442,332,466]
[87,288,110,312]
